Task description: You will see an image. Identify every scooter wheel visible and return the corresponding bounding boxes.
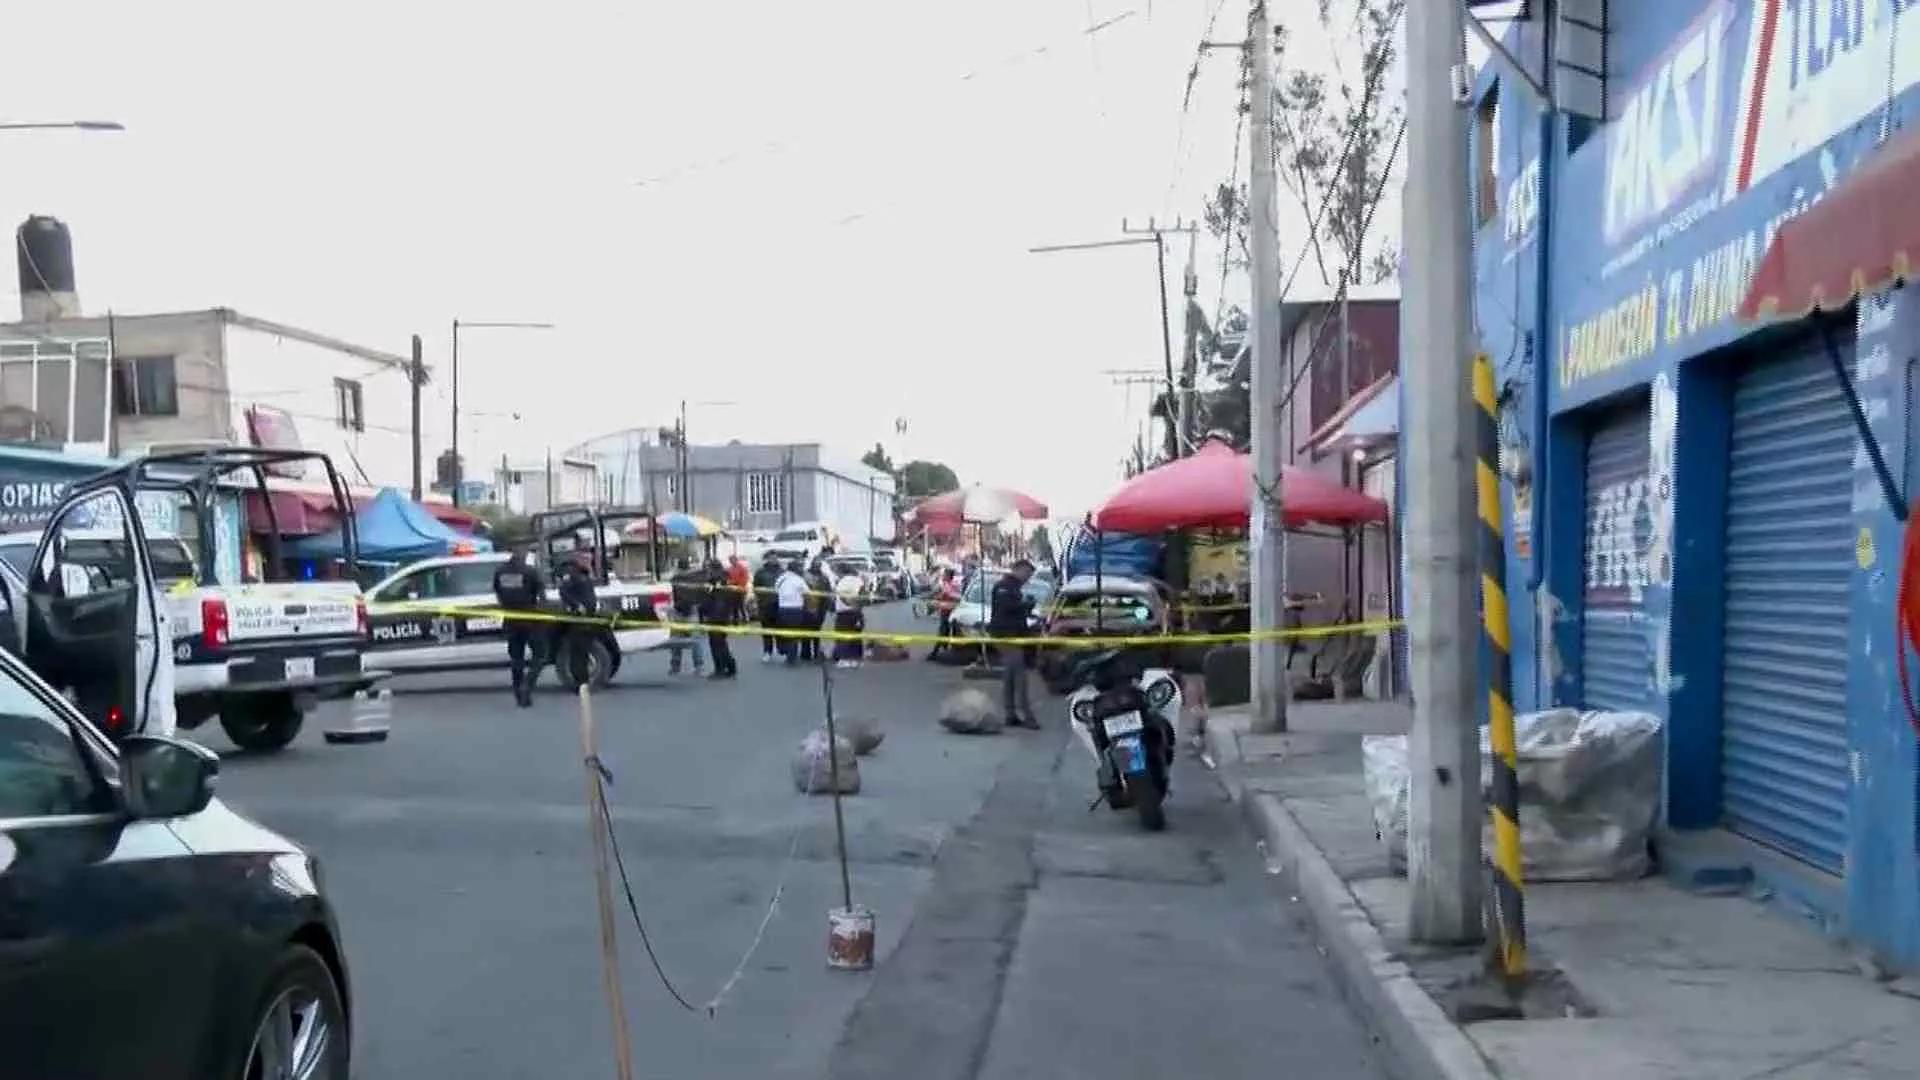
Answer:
[1129,773,1166,831]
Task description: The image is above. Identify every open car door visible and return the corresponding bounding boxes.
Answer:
[22,483,170,740]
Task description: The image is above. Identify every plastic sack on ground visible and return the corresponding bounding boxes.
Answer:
[1361,708,1663,882]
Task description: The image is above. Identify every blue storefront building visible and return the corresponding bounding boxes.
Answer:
[1477,1,1920,966]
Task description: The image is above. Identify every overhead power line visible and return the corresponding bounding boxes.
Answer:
[1162,0,1236,215]
[1273,0,1407,311]
[634,9,1142,190]
[1278,112,1408,421]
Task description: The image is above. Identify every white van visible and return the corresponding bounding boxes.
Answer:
[769,520,839,562]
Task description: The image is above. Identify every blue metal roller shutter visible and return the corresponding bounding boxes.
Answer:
[1581,401,1652,712]
[1720,343,1854,875]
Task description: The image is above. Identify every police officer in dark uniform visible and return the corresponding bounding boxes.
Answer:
[492,544,547,707]
[558,548,600,688]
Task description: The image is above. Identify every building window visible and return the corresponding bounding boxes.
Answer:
[1476,83,1501,226]
[664,473,680,504]
[112,355,178,417]
[333,377,364,432]
[747,471,783,514]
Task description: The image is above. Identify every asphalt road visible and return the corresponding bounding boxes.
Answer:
[199,604,1393,1080]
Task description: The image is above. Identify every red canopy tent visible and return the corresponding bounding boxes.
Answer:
[1739,122,1920,324]
[1091,439,1387,532]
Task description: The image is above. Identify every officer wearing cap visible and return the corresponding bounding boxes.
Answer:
[492,543,548,708]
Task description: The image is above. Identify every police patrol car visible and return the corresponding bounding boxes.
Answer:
[363,552,673,688]
[0,447,375,754]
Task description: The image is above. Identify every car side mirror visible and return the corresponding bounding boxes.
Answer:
[121,735,220,819]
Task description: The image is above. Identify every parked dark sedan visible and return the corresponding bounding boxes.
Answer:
[0,647,350,1079]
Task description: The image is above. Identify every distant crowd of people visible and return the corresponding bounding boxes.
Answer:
[656,546,874,674]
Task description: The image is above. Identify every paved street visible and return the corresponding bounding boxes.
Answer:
[198,605,1392,1080]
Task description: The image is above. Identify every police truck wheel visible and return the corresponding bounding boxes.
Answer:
[220,694,306,752]
[555,639,614,692]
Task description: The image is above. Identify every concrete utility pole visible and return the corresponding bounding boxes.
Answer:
[1402,0,1483,945]
[409,334,425,502]
[1246,0,1289,734]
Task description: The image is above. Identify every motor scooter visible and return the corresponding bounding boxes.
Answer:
[1065,649,1180,830]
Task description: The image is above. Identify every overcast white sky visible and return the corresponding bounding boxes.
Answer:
[1,1,1394,518]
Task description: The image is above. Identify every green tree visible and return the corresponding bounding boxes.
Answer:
[897,460,959,498]
[1274,0,1403,286]
[861,442,894,473]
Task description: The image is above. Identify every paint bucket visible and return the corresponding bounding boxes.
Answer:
[827,905,875,971]
[323,687,392,745]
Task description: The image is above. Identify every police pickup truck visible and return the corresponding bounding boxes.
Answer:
[0,446,375,752]
[363,551,672,688]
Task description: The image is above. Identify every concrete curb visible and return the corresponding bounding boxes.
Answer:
[1226,781,1498,1080]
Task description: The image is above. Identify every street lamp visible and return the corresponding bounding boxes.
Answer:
[0,120,125,132]
[450,319,553,506]
[675,399,737,512]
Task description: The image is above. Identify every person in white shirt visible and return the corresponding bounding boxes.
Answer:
[775,560,811,666]
[832,571,865,668]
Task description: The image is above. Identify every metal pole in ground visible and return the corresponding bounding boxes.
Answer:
[577,685,636,1079]
[819,660,874,970]
[1402,0,1483,945]
[1246,0,1290,734]
[821,661,853,911]
[1475,354,1526,979]
[450,319,461,507]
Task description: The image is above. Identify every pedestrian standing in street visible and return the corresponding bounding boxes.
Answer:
[753,552,783,662]
[727,553,751,611]
[991,559,1039,728]
[804,558,834,663]
[925,567,961,661]
[775,558,811,666]
[701,557,739,679]
[668,556,708,677]
[491,543,548,708]
[559,548,600,688]
[831,569,865,668]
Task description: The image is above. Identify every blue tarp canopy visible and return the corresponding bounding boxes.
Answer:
[1063,528,1163,580]
[287,487,490,563]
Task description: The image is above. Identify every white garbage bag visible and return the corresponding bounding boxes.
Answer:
[939,688,1004,734]
[792,729,861,794]
[1361,708,1663,882]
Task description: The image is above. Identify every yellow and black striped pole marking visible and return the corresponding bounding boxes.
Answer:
[1473,352,1526,980]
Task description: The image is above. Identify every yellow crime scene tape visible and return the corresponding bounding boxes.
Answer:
[380,600,1399,649]
[691,578,1254,615]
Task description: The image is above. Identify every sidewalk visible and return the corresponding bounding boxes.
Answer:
[1204,703,1920,1080]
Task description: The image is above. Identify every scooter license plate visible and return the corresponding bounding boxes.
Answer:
[1102,711,1143,737]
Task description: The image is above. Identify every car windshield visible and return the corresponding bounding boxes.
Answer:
[829,558,869,576]
[0,536,196,583]
[872,552,900,570]
[1056,591,1155,622]
[960,573,1051,607]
